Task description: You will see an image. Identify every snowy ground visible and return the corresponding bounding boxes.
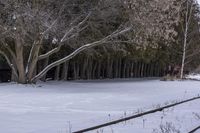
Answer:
[0,79,200,133]
[186,73,200,81]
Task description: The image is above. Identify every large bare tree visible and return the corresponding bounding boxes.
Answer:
[0,0,132,83]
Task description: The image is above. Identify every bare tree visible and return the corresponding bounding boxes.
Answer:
[0,0,132,83]
[180,0,192,79]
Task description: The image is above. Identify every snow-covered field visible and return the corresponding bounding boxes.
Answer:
[0,79,200,133]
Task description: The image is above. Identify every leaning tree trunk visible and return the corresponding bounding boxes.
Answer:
[180,0,192,79]
[27,43,41,82]
[180,26,187,79]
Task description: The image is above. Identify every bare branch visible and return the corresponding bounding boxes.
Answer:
[32,26,132,82]
[60,12,91,43]
[1,42,16,60]
[41,19,58,35]
[38,13,91,60]
[26,43,36,74]
[38,46,61,60]
[40,0,68,37]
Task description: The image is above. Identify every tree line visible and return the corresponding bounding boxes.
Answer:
[0,0,200,83]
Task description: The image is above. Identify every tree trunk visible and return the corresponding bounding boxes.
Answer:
[15,40,26,84]
[41,57,49,81]
[27,44,41,82]
[92,61,97,79]
[11,69,18,82]
[114,59,119,78]
[134,62,138,78]
[130,61,134,78]
[123,59,126,78]
[181,0,192,79]
[180,30,187,79]
[97,60,101,79]
[118,58,122,78]
[73,61,77,80]
[61,61,69,80]
[141,62,144,77]
[138,62,141,77]
[107,57,113,78]
[54,65,60,80]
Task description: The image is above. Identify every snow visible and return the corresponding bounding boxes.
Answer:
[52,37,58,44]
[186,73,200,80]
[89,98,200,133]
[0,80,200,133]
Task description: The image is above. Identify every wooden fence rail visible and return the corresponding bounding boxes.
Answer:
[188,125,200,133]
[73,95,200,133]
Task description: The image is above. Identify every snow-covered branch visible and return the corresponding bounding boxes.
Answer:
[38,12,91,60]
[1,42,16,60]
[60,12,91,43]
[32,26,132,82]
